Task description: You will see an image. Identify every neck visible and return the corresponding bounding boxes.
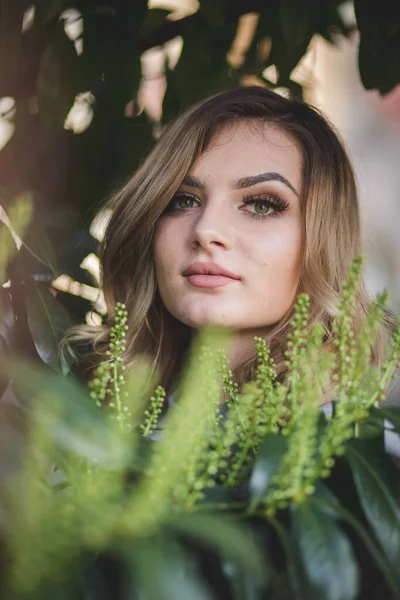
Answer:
[227,328,272,370]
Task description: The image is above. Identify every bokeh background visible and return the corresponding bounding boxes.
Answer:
[1,0,400,376]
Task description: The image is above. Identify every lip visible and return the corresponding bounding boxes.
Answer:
[182,262,241,289]
[182,262,241,280]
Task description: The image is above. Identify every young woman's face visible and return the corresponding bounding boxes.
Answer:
[153,122,303,334]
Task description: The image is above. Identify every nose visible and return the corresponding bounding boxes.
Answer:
[190,199,234,251]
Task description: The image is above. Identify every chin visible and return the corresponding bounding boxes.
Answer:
[178,307,235,329]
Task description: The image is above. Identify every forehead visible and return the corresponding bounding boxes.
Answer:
[191,122,303,190]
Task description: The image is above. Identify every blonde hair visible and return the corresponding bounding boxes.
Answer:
[61,86,375,393]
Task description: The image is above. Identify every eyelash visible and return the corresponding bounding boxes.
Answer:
[165,193,289,220]
[242,194,289,219]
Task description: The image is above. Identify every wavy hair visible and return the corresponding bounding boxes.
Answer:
[61,85,378,395]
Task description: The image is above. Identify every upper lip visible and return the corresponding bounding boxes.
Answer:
[183,262,241,280]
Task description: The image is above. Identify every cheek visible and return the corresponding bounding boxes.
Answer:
[255,224,300,265]
[153,223,181,286]
[153,225,171,272]
[252,225,301,293]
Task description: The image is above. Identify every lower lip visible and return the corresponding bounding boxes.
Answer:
[186,274,239,288]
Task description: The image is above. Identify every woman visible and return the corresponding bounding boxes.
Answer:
[63,85,373,398]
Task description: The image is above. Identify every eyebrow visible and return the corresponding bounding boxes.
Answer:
[182,172,299,197]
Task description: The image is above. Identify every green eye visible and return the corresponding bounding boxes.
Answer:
[177,196,195,209]
[253,202,272,214]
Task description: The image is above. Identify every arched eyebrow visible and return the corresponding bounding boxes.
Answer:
[182,172,299,197]
[235,172,299,196]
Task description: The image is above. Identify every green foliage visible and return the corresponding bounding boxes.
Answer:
[1,258,400,599]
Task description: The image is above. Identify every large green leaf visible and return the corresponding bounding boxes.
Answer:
[308,496,400,597]
[22,223,58,277]
[4,358,128,468]
[166,511,268,585]
[25,281,73,373]
[122,532,214,600]
[268,515,312,598]
[249,433,288,505]
[354,0,400,94]
[346,438,400,577]
[291,501,359,600]
[221,557,267,600]
[312,481,342,519]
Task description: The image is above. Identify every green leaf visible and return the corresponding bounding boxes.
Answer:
[37,0,66,24]
[4,358,128,468]
[199,0,229,27]
[279,0,315,48]
[22,224,58,277]
[139,8,172,40]
[268,516,312,598]
[371,405,400,435]
[80,1,147,114]
[0,222,18,284]
[222,557,266,600]
[165,14,235,110]
[111,113,154,184]
[291,501,359,600]
[122,532,214,600]
[346,438,400,576]
[25,282,73,373]
[308,495,400,597]
[166,511,267,585]
[249,434,288,504]
[312,481,342,520]
[0,1,24,90]
[354,0,400,94]
[37,19,79,129]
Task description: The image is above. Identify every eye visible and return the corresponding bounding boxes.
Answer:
[251,201,274,216]
[165,193,200,212]
[242,195,289,219]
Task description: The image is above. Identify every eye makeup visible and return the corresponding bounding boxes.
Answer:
[241,194,289,219]
[164,192,290,220]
